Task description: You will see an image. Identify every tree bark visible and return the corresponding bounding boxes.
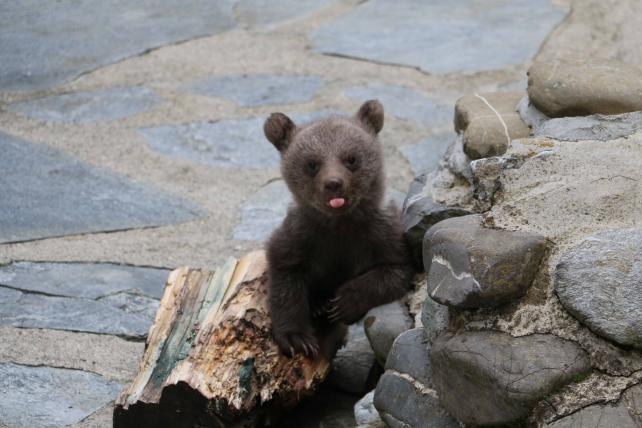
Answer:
[113,251,344,428]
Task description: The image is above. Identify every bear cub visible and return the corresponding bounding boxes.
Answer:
[264,100,414,358]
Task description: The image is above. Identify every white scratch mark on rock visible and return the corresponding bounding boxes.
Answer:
[475,92,511,148]
[430,254,480,298]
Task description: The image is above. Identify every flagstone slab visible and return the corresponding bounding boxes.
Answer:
[0,0,236,91]
[235,0,335,27]
[343,85,452,127]
[400,133,455,175]
[7,86,160,123]
[0,362,121,428]
[184,74,323,107]
[0,131,202,244]
[0,262,168,300]
[233,180,292,241]
[139,111,336,168]
[313,0,566,74]
[0,289,156,338]
[0,262,165,337]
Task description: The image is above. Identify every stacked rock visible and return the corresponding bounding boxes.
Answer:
[368,58,642,427]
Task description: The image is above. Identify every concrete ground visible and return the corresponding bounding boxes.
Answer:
[1,0,640,426]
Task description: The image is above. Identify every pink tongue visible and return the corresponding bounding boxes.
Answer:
[329,198,345,209]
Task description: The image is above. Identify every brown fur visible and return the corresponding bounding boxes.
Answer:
[264,100,415,358]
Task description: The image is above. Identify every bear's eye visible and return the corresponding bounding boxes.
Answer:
[306,160,320,176]
[344,155,359,170]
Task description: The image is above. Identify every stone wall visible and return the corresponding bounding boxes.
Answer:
[371,59,642,427]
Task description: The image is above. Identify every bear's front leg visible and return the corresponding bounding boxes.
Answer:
[268,270,319,358]
[327,263,414,324]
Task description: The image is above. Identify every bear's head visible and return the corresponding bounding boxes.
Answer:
[264,100,385,216]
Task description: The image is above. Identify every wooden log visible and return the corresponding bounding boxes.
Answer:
[113,251,345,427]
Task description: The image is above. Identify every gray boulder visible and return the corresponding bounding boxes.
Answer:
[402,174,471,269]
[374,372,458,428]
[354,391,385,428]
[420,296,449,345]
[431,331,592,426]
[373,328,458,428]
[328,323,379,394]
[454,92,530,160]
[364,301,413,366]
[534,111,642,142]
[545,402,638,427]
[527,59,642,117]
[423,215,547,308]
[555,228,642,349]
[455,92,524,132]
[470,156,521,212]
[384,328,432,386]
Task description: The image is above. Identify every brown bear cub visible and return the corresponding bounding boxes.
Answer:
[263,100,415,358]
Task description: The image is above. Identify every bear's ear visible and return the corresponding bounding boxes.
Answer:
[264,113,296,153]
[355,99,384,134]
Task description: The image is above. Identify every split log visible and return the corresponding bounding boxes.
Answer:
[114,251,345,428]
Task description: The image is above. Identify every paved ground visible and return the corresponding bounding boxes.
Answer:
[1,0,640,426]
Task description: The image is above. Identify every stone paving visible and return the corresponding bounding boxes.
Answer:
[2,0,640,426]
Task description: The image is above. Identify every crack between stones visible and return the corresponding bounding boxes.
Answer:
[0,222,183,246]
[0,282,160,302]
[1,360,123,383]
[0,282,71,299]
[69,33,217,87]
[318,51,428,74]
[0,258,174,271]
[542,369,642,424]
[0,325,147,344]
[6,325,147,342]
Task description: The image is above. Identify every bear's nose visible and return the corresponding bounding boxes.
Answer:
[324,178,344,192]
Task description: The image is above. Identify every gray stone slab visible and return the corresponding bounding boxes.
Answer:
[312,0,566,74]
[0,131,202,244]
[235,0,335,27]
[400,133,455,175]
[534,111,642,142]
[0,362,121,428]
[7,86,160,123]
[0,262,168,299]
[343,85,451,127]
[0,287,21,305]
[139,111,336,168]
[0,288,156,338]
[0,0,236,91]
[233,180,292,241]
[184,74,323,107]
[99,292,161,321]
